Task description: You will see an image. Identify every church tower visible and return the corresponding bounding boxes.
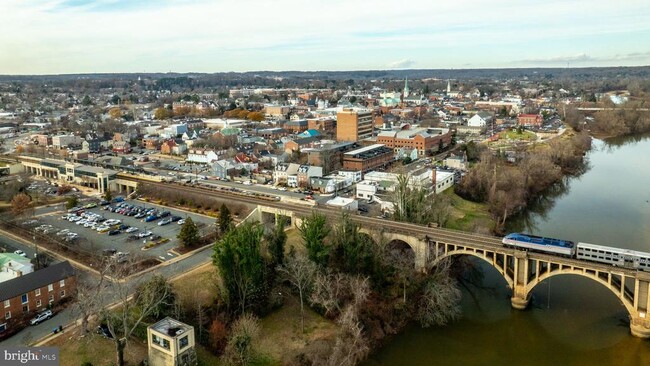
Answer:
[403,77,410,98]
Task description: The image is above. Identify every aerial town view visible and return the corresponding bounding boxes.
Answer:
[1,1,650,365]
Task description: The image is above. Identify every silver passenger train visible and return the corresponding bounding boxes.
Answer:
[503,233,650,271]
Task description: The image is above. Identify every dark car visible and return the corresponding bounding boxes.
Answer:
[108,230,120,236]
[118,224,129,230]
[102,248,117,257]
[170,216,182,222]
[99,200,110,206]
[358,207,368,213]
[159,211,171,218]
[97,324,113,338]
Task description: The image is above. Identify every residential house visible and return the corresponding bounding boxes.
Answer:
[0,254,34,283]
[467,111,494,128]
[213,160,235,179]
[517,114,543,127]
[296,165,323,187]
[284,136,320,154]
[112,141,132,154]
[160,140,178,155]
[274,163,300,185]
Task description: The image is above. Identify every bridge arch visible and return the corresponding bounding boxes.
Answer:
[524,269,635,316]
[429,250,514,289]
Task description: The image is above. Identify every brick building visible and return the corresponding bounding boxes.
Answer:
[342,144,394,173]
[0,261,76,336]
[517,114,543,127]
[337,108,374,142]
[307,117,336,133]
[377,127,453,157]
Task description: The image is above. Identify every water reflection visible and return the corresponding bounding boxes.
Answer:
[366,134,650,366]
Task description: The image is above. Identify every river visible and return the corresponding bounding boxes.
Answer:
[364,134,650,366]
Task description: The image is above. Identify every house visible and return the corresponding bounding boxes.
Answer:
[213,160,235,179]
[274,163,300,185]
[186,149,223,164]
[517,114,543,127]
[444,152,467,171]
[142,136,162,150]
[160,140,178,155]
[284,136,320,153]
[467,111,494,128]
[0,261,75,337]
[112,141,132,154]
[0,254,34,283]
[296,165,323,187]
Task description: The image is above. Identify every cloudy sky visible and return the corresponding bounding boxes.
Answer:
[1,0,649,74]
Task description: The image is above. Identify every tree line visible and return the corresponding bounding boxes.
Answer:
[455,131,592,233]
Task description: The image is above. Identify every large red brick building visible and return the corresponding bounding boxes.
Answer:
[342,144,394,173]
[517,114,543,127]
[0,261,76,337]
[377,127,453,157]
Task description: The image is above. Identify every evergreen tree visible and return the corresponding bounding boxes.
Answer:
[212,222,267,315]
[177,217,199,247]
[103,189,113,202]
[299,212,330,267]
[265,219,287,267]
[218,203,233,235]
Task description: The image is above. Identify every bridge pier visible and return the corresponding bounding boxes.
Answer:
[630,317,650,338]
[511,293,530,310]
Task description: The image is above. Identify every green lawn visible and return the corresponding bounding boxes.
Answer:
[443,190,494,234]
[499,129,537,141]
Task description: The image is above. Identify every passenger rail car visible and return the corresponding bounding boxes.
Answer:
[503,232,650,271]
[502,233,576,257]
[576,242,650,271]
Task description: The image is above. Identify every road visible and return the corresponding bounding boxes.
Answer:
[0,214,213,346]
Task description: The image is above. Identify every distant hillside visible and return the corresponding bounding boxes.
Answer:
[1,66,649,83]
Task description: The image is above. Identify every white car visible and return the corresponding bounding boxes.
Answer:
[177,219,186,225]
[14,250,27,257]
[125,227,138,233]
[30,310,53,325]
[138,231,153,238]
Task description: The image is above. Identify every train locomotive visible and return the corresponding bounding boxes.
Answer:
[502,233,650,271]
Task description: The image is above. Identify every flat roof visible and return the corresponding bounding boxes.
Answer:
[150,317,193,338]
[344,144,386,155]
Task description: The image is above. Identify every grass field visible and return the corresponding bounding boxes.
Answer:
[443,190,494,234]
[47,330,148,366]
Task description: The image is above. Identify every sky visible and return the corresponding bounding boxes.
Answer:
[0,0,649,74]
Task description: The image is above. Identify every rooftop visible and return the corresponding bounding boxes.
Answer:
[150,317,193,338]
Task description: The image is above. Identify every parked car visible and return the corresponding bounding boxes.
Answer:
[158,218,172,226]
[138,231,153,238]
[14,250,26,257]
[102,248,117,257]
[125,226,138,233]
[170,216,182,222]
[30,310,53,325]
[118,224,129,230]
[99,200,110,206]
[144,215,159,222]
[177,219,186,225]
[108,230,120,236]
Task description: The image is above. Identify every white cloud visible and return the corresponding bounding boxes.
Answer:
[0,0,649,73]
[387,59,416,69]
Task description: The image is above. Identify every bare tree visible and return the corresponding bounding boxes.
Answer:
[99,264,174,366]
[418,258,462,327]
[310,270,347,318]
[72,263,110,336]
[223,313,260,366]
[325,276,371,366]
[276,254,317,333]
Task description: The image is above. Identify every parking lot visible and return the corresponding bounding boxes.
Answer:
[27,199,215,263]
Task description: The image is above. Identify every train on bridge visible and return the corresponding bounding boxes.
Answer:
[503,233,650,271]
